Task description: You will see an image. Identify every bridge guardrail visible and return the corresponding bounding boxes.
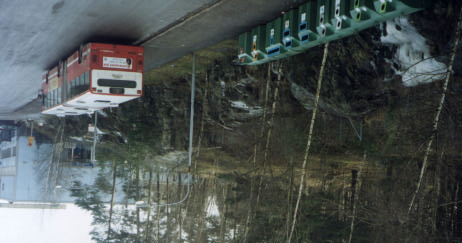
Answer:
[237,0,432,65]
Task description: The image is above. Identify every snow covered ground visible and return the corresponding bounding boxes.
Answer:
[0,203,93,243]
[381,17,448,87]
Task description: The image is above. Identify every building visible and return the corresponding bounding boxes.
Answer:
[0,126,128,204]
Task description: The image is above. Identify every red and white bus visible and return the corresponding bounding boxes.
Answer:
[42,43,144,117]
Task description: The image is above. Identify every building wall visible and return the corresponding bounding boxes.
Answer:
[0,129,17,201]
[15,136,41,201]
[1,134,130,203]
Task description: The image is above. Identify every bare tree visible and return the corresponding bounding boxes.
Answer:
[288,42,329,243]
[106,161,117,241]
[408,6,462,215]
[348,152,367,243]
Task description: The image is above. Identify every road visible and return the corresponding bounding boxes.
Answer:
[0,0,305,117]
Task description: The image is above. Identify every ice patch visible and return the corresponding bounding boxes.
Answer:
[381,17,447,87]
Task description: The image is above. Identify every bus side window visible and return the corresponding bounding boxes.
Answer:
[84,71,89,86]
[57,87,61,104]
[75,76,80,95]
[81,74,86,93]
[75,77,79,96]
[67,81,71,99]
[78,74,84,94]
[71,78,76,97]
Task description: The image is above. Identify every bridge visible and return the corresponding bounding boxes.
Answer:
[237,0,431,65]
[0,0,306,114]
[0,0,431,115]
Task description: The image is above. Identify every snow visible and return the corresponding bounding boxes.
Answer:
[205,196,220,217]
[230,101,250,109]
[381,17,448,87]
[0,203,93,243]
[230,100,263,116]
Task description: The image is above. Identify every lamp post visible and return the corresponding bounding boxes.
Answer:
[137,53,195,209]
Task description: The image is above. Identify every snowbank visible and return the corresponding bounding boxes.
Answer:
[381,17,447,87]
[230,100,263,116]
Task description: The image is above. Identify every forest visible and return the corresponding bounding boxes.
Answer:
[33,1,462,242]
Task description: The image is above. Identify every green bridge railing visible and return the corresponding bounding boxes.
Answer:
[237,0,432,65]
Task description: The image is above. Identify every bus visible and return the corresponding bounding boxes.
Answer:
[42,43,144,117]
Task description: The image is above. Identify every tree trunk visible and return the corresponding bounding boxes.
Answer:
[166,174,170,242]
[285,158,294,240]
[145,169,153,242]
[348,152,367,243]
[107,161,117,241]
[219,184,229,243]
[196,72,208,160]
[452,183,460,238]
[263,61,281,176]
[288,42,329,243]
[156,171,160,241]
[136,166,141,242]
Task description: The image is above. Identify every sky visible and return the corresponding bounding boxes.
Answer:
[0,203,93,243]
